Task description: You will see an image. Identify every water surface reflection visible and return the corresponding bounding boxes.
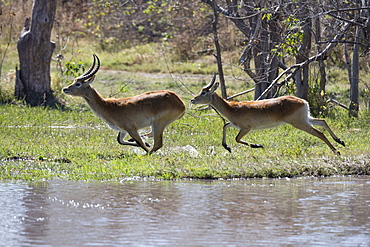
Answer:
[0,177,369,246]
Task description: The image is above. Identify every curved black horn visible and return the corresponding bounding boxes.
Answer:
[77,54,100,81]
[203,73,217,90]
[89,54,100,77]
[76,55,96,80]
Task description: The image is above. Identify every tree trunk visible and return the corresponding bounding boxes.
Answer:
[254,18,269,100]
[15,0,57,106]
[267,15,280,99]
[211,0,227,99]
[349,25,360,117]
[315,16,326,98]
[349,0,369,117]
[295,1,311,100]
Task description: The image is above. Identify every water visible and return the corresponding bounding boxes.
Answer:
[1,177,369,246]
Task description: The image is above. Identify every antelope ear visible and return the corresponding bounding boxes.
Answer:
[84,75,95,84]
[211,82,219,92]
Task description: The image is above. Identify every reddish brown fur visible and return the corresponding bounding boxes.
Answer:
[63,55,185,154]
[191,79,345,154]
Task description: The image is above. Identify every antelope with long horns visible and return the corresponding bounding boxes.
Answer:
[191,74,345,154]
[63,54,185,154]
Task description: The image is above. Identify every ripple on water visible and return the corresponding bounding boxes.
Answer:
[0,177,369,246]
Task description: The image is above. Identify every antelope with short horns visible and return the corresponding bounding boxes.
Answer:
[63,54,186,154]
[191,74,345,154]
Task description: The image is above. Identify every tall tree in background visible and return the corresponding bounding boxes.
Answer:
[15,0,57,106]
[201,0,369,116]
[2,0,369,113]
[349,0,370,117]
[295,0,311,100]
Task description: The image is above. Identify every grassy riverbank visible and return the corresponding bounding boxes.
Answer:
[1,70,369,181]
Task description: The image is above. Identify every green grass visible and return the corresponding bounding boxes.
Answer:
[1,100,369,181]
[1,42,370,181]
[57,42,241,75]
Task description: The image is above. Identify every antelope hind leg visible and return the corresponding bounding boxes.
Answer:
[309,118,345,146]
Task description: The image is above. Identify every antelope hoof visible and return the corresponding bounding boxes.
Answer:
[251,144,264,148]
[223,144,232,153]
[337,139,345,147]
[141,142,150,147]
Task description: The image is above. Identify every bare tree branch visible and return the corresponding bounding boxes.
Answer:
[257,21,352,100]
[227,88,255,100]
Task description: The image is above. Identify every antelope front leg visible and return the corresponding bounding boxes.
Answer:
[127,136,151,147]
[117,132,150,149]
[235,128,263,149]
[126,130,150,153]
[222,122,232,152]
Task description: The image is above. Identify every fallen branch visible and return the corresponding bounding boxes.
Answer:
[327,98,349,110]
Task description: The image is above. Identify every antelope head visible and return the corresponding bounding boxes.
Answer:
[63,54,100,96]
[191,73,219,105]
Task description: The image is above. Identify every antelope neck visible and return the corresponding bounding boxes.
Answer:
[211,93,234,119]
[83,87,109,112]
